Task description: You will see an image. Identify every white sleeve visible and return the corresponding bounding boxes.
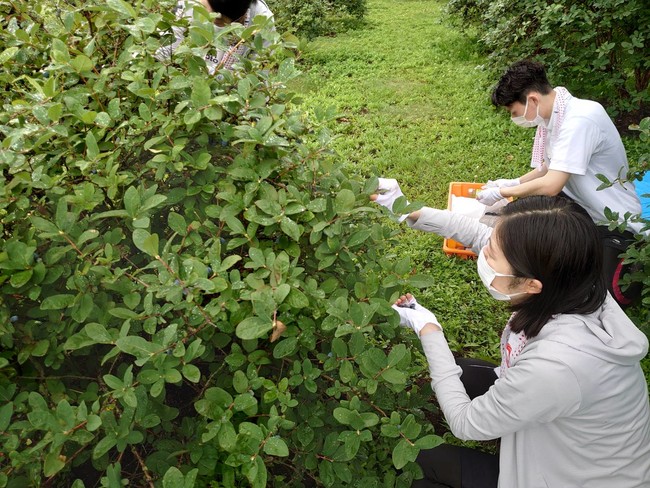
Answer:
[548,117,601,175]
[155,0,190,61]
[155,26,187,61]
[406,207,493,253]
[420,333,582,441]
[251,0,274,19]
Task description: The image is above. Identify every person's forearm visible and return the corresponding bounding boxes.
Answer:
[419,323,442,336]
[518,167,546,184]
[406,210,421,222]
[501,179,556,198]
[501,170,570,199]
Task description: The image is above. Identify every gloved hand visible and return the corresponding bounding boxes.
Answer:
[476,187,505,206]
[392,295,441,336]
[372,178,409,222]
[483,177,520,189]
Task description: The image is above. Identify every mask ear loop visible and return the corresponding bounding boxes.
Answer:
[522,97,531,119]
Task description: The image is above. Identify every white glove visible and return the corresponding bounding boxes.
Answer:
[373,178,409,222]
[476,187,505,206]
[484,178,520,189]
[392,296,441,336]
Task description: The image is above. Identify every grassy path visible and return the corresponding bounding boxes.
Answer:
[295,0,530,206]
[293,0,535,359]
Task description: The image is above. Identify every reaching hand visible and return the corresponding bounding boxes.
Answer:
[392,294,441,336]
[483,177,520,189]
[370,178,410,222]
[476,187,505,206]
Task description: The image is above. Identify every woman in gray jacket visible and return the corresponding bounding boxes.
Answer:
[385,193,650,487]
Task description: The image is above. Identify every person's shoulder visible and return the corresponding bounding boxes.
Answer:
[528,314,589,346]
[562,97,612,133]
[174,0,197,18]
[567,96,608,119]
[251,0,273,17]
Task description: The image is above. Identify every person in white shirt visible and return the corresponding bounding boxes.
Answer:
[460,60,643,306]
[155,0,273,74]
[391,195,650,488]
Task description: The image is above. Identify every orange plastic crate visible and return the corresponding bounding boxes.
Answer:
[442,182,484,259]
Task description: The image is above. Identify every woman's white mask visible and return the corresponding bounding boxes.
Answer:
[511,97,545,128]
[477,249,528,301]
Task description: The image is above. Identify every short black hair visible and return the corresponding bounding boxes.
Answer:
[496,195,607,338]
[491,60,553,107]
[206,0,254,21]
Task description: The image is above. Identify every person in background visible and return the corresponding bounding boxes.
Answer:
[155,0,273,74]
[475,59,644,307]
[391,195,650,488]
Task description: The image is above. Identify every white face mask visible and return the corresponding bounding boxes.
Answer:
[511,97,545,128]
[477,249,528,301]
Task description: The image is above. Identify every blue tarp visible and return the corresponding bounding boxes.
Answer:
[636,172,650,219]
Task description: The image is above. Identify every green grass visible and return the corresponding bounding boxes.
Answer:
[293,0,530,202]
[291,0,536,362]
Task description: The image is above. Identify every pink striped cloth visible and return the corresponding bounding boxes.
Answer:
[530,87,572,171]
[498,314,528,377]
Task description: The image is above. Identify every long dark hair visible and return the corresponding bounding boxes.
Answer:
[497,196,607,338]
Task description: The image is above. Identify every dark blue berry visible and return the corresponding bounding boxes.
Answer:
[10,316,18,323]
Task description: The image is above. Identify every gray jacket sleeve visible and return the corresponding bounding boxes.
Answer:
[406,207,493,253]
[419,332,581,441]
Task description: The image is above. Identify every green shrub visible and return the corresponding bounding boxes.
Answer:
[268,0,367,40]
[268,0,331,40]
[588,116,650,329]
[0,0,437,486]
[333,0,368,19]
[618,117,650,327]
[446,0,650,125]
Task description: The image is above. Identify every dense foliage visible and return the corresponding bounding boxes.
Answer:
[617,118,650,324]
[267,0,367,40]
[446,0,650,125]
[0,1,439,486]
